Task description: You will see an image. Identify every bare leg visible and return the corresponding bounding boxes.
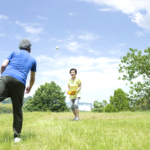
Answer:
[75,109,79,117]
[72,110,76,117]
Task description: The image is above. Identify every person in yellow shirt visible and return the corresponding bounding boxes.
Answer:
[67,68,82,121]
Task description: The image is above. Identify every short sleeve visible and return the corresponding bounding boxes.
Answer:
[78,79,82,84]
[68,79,70,85]
[7,52,14,61]
[31,60,37,72]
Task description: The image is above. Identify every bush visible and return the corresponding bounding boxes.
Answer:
[105,104,118,112]
[0,104,13,114]
[91,108,103,113]
[129,107,135,112]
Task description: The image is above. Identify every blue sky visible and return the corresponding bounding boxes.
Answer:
[0,0,150,103]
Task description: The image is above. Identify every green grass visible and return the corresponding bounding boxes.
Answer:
[0,111,150,150]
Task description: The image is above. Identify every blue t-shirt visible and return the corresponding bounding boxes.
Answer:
[1,50,37,85]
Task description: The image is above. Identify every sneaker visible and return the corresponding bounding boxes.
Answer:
[14,137,22,143]
[72,117,76,121]
[76,117,80,121]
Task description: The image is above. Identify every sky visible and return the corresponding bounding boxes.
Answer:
[0,0,150,103]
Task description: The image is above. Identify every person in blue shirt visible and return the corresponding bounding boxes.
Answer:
[0,39,37,143]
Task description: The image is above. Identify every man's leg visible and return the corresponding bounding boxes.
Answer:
[0,76,10,102]
[7,77,25,138]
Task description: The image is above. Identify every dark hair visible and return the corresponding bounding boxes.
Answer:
[19,39,31,51]
[69,68,77,74]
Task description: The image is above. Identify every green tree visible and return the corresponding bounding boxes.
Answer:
[118,47,150,108]
[23,96,32,105]
[105,104,118,112]
[110,88,129,111]
[102,100,107,107]
[23,81,70,112]
[93,100,103,108]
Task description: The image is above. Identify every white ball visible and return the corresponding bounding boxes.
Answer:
[56,46,59,50]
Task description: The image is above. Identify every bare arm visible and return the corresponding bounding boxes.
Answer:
[29,71,36,89]
[26,71,36,93]
[1,59,10,74]
[76,83,82,92]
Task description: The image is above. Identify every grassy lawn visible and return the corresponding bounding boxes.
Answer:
[0,111,150,150]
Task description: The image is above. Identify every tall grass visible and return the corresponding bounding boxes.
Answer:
[0,111,150,150]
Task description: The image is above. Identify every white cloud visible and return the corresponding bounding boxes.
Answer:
[78,32,99,41]
[135,31,145,37]
[49,38,65,42]
[0,14,8,20]
[80,0,150,30]
[118,43,125,47]
[37,15,48,20]
[69,12,77,16]
[99,8,112,12]
[89,49,101,54]
[25,54,134,103]
[0,33,6,37]
[108,49,120,55]
[65,41,85,51]
[14,34,41,42]
[15,21,44,34]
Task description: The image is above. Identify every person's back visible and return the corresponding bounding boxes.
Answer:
[2,50,36,85]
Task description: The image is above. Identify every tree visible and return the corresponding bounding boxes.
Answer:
[104,88,129,112]
[23,81,70,112]
[23,96,32,105]
[118,47,150,107]
[105,104,118,112]
[93,100,103,108]
[110,88,129,111]
[102,100,107,107]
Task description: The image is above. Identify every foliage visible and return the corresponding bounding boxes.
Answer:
[91,108,104,113]
[110,88,129,111]
[118,47,150,108]
[133,97,150,111]
[93,100,104,108]
[102,100,107,107]
[105,104,118,112]
[0,103,13,114]
[104,88,129,112]
[23,81,70,112]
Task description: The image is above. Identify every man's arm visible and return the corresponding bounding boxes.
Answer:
[1,59,10,74]
[25,71,36,94]
[29,71,36,89]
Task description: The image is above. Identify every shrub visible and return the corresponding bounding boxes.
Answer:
[91,108,103,113]
[105,104,118,112]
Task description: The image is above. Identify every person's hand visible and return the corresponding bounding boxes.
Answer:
[68,90,76,95]
[25,86,31,94]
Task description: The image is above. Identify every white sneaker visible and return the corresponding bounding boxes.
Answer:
[14,137,22,143]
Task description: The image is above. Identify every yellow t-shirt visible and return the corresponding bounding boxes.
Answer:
[68,78,82,99]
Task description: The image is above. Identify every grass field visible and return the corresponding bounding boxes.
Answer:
[0,111,150,150]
